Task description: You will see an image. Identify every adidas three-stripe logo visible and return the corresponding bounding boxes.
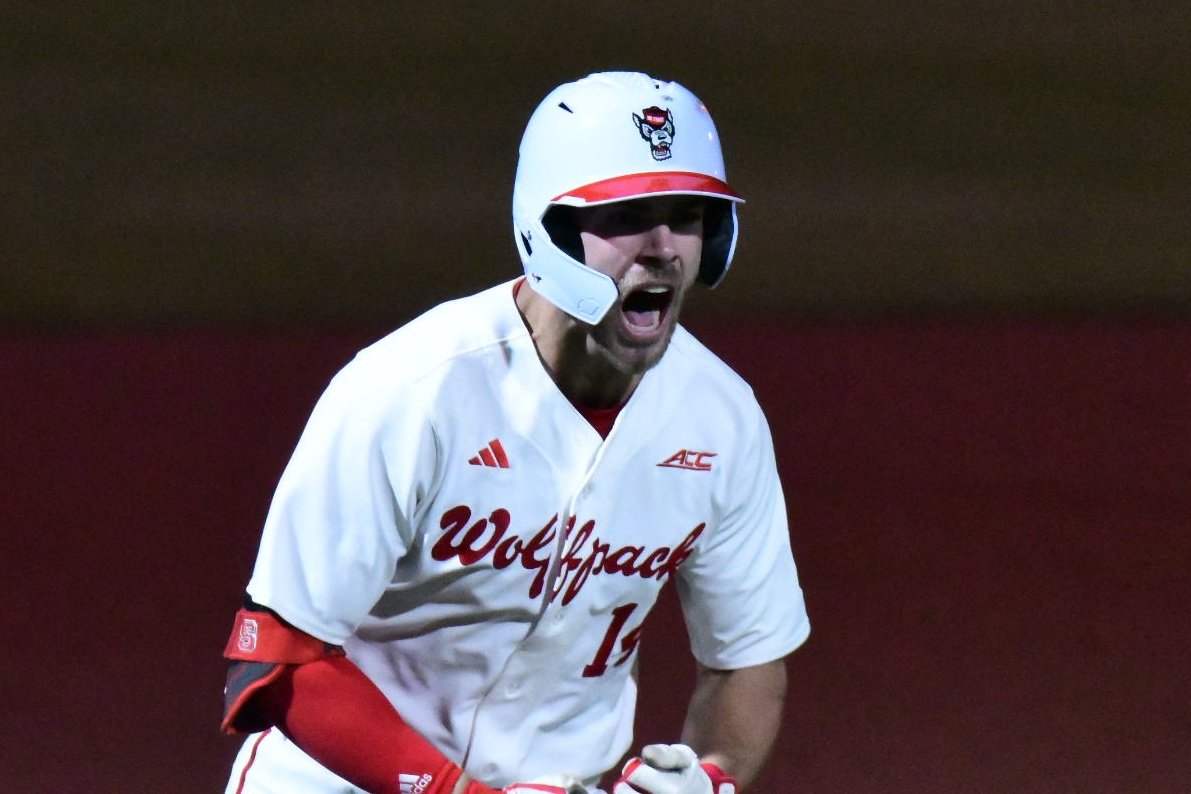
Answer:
[398,773,432,794]
[469,438,510,468]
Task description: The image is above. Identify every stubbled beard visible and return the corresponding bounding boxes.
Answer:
[589,314,675,375]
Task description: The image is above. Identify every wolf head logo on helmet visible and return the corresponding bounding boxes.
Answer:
[634,106,675,160]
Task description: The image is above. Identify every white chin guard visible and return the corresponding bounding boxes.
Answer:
[515,216,618,323]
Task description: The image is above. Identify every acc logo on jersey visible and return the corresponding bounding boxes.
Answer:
[657,449,716,471]
[235,617,259,654]
[634,105,675,160]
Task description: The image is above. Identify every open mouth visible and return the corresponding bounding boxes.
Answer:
[622,285,673,332]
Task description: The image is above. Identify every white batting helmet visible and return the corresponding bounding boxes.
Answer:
[512,71,743,324]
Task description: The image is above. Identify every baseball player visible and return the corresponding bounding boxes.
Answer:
[221,71,810,794]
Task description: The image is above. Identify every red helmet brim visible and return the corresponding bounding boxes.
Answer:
[553,171,743,205]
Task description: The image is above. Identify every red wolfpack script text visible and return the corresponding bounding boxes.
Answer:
[430,505,705,605]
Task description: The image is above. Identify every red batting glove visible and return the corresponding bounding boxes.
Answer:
[613,744,738,794]
[452,771,587,794]
[503,781,588,793]
[451,775,585,794]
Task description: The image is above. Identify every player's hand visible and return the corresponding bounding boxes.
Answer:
[612,744,737,794]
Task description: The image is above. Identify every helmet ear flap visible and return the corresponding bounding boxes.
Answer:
[698,199,738,287]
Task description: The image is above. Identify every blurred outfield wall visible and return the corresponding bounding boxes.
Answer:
[2,3,1188,328]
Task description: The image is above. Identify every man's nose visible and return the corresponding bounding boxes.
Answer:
[641,222,678,264]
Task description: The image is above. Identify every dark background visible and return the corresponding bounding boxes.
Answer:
[2,3,1188,792]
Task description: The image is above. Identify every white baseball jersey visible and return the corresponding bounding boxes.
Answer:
[234,280,810,790]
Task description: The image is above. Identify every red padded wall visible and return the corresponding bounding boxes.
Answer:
[3,319,1188,792]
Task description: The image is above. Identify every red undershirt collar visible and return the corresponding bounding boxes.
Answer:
[573,401,624,439]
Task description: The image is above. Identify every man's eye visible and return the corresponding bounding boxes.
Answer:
[607,210,643,229]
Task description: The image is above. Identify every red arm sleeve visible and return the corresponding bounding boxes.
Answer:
[221,608,500,794]
[257,656,499,794]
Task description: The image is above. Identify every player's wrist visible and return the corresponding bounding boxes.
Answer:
[698,761,737,794]
[454,777,581,794]
[453,773,501,794]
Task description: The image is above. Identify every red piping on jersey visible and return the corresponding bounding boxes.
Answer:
[233,728,271,794]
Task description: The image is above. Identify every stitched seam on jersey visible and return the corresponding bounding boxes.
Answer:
[415,331,532,381]
[349,287,533,403]
[363,325,533,393]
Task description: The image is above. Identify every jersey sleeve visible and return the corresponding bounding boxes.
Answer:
[675,406,810,669]
[244,352,441,644]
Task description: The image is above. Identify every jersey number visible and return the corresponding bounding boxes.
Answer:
[583,602,643,678]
